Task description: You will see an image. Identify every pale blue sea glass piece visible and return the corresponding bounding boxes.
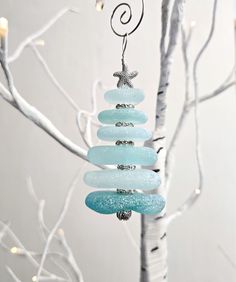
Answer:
[98,109,147,125]
[84,169,161,190]
[104,88,144,105]
[87,146,157,166]
[85,191,165,215]
[97,126,151,141]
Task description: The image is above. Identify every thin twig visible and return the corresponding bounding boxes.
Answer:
[0,221,65,280]
[0,49,88,161]
[218,245,236,271]
[166,0,218,224]
[29,44,79,112]
[36,169,84,282]
[76,80,102,148]
[8,7,79,63]
[165,24,193,188]
[5,266,22,282]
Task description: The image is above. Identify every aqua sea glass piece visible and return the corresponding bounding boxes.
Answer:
[97,126,151,141]
[98,109,147,125]
[84,169,161,190]
[85,191,165,215]
[104,87,144,105]
[87,146,157,166]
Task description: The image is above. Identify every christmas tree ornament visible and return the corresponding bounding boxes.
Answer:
[84,0,165,220]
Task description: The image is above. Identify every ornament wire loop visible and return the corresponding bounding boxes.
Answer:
[110,0,144,38]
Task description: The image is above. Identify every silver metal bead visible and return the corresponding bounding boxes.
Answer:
[116,104,134,109]
[117,189,133,194]
[116,140,134,146]
[116,210,132,221]
[117,165,136,170]
[115,122,134,127]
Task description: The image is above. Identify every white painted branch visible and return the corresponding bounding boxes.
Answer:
[0,221,65,280]
[29,44,100,149]
[188,80,235,107]
[5,266,22,282]
[76,80,107,148]
[165,24,193,190]
[155,0,185,129]
[218,245,236,271]
[166,0,218,224]
[36,169,84,282]
[30,44,80,112]
[160,0,171,55]
[140,1,185,281]
[0,58,88,161]
[0,81,16,106]
[8,7,79,63]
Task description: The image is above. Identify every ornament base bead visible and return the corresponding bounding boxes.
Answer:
[85,191,165,215]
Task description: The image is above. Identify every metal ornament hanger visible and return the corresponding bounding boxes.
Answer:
[84,1,165,220]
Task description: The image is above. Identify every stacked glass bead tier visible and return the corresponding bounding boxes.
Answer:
[84,86,165,220]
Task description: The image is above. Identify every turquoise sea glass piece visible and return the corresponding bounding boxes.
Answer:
[87,146,157,166]
[97,126,151,141]
[85,191,165,215]
[98,109,147,125]
[84,169,161,190]
[104,87,144,105]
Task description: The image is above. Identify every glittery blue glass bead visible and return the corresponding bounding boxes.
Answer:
[104,88,144,105]
[98,109,148,125]
[85,191,165,215]
[97,126,152,141]
[84,169,161,190]
[87,146,157,166]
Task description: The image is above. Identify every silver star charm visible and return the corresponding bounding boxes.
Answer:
[113,63,138,88]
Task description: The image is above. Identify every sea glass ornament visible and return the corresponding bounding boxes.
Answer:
[83,1,165,220]
[84,77,165,220]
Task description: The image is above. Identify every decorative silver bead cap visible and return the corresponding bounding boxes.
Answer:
[116,210,132,221]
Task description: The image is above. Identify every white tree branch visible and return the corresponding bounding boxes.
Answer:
[155,0,185,129]
[5,266,22,282]
[0,56,88,161]
[165,24,193,189]
[218,245,236,271]
[29,43,80,112]
[36,169,84,282]
[8,7,79,63]
[166,0,218,224]
[0,221,65,280]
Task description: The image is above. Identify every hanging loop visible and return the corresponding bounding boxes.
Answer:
[110,0,144,38]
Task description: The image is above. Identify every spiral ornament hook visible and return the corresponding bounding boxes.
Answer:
[110,1,144,38]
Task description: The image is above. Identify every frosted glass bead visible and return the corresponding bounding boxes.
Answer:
[85,191,165,215]
[87,146,157,166]
[104,88,144,105]
[97,126,151,141]
[98,109,147,125]
[84,169,161,190]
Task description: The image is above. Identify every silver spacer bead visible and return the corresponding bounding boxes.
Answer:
[115,122,134,127]
[116,210,132,221]
[117,164,136,170]
[116,104,135,109]
[116,140,134,146]
[117,189,133,194]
